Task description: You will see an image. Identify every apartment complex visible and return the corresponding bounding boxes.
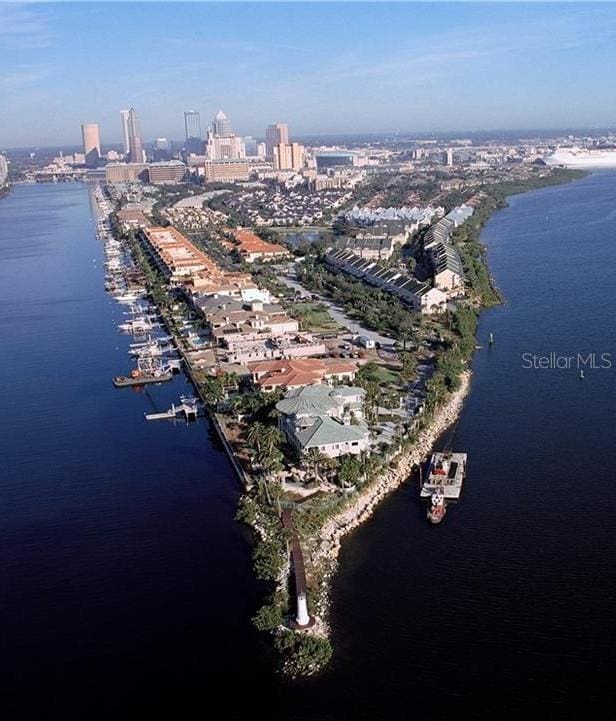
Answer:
[231,229,291,263]
[325,249,448,314]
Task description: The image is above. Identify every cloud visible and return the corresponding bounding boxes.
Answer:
[0,65,52,90]
[0,5,52,49]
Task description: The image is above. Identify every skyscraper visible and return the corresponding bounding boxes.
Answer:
[0,154,9,185]
[212,110,233,137]
[127,107,144,163]
[81,123,101,167]
[184,110,202,155]
[204,110,245,161]
[120,110,130,156]
[266,123,289,160]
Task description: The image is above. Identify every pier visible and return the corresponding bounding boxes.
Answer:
[145,396,201,421]
[282,510,314,628]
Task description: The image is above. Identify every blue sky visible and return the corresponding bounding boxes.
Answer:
[1,2,616,147]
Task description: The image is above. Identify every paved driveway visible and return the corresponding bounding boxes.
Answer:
[278,271,395,347]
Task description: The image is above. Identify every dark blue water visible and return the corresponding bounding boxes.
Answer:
[0,184,266,720]
[282,170,616,720]
[2,175,616,720]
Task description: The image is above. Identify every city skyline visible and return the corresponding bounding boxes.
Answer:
[2,2,616,147]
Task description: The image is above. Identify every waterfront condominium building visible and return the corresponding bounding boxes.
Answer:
[184,110,202,155]
[266,123,289,160]
[127,108,144,163]
[81,123,101,168]
[120,109,130,156]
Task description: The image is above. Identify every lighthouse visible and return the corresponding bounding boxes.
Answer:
[296,591,311,627]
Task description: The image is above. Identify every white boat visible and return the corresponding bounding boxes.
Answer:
[114,293,144,304]
[544,146,616,168]
[420,452,467,501]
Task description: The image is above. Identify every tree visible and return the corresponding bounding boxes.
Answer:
[400,352,417,382]
[303,447,328,483]
[338,455,362,488]
[201,376,225,407]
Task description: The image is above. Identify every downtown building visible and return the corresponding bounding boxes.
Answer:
[147,160,186,185]
[127,108,145,163]
[273,142,305,171]
[265,122,289,160]
[204,110,245,161]
[184,110,202,155]
[81,123,101,168]
[0,154,9,185]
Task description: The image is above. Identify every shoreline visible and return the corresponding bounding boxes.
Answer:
[304,370,472,637]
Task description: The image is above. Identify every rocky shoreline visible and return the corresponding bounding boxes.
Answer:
[305,370,472,637]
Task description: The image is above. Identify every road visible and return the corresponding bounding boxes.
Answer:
[277,271,395,347]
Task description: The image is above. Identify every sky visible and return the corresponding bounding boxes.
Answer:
[1,1,616,147]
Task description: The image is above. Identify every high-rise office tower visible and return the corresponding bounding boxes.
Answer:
[184,110,202,155]
[0,154,9,185]
[120,110,130,156]
[266,123,289,160]
[443,148,454,166]
[81,123,101,167]
[152,138,171,162]
[204,110,245,160]
[212,110,233,137]
[127,107,144,163]
[243,136,257,156]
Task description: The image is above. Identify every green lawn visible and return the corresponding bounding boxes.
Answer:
[357,361,401,386]
[289,303,340,333]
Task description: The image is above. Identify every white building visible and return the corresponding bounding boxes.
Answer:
[204,110,246,160]
[0,155,8,185]
[276,384,371,459]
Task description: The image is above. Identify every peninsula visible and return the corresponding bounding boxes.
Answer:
[92,138,584,675]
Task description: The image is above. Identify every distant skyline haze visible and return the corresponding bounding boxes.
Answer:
[1,2,616,147]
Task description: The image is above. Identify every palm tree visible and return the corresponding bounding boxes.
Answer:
[304,447,328,483]
[363,382,381,425]
[201,377,225,407]
[246,421,267,456]
[338,455,362,489]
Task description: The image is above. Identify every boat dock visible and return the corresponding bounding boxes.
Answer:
[145,396,202,421]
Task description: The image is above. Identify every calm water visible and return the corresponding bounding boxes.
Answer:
[0,184,265,719]
[283,170,616,720]
[2,174,616,719]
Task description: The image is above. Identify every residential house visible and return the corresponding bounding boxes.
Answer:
[276,384,370,459]
[249,358,357,392]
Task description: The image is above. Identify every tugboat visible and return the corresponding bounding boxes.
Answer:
[427,490,446,524]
